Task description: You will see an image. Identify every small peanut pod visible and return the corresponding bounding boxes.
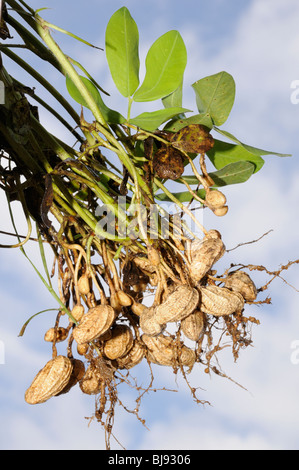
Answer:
[181,310,206,342]
[44,327,69,343]
[103,324,134,360]
[116,290,132,307]
[77,273,91,295]
[212,206,228,217]
[205,190,227,209]
[79,365,102,395]
[72,305,116,345]
[155,285,200,324]
[25,355,73,405]
[71,304,85,322]
[224,271,257,302]
[200,285,244,317]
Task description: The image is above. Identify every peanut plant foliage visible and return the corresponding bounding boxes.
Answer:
[0,2,296,449]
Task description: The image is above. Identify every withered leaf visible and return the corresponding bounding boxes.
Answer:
[170,124,214,154]
[152,146,184,180]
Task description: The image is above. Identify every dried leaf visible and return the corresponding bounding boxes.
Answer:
[170,124,214,154]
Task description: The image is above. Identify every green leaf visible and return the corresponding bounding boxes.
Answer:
[105,7,140,97]
[162,82,183,108]
[192,71,235,126]
[163,113,213,132]
[213,127,292,158]
[68,56,109,96]
[181,161,256,186]
[133,30,187,102]
[207,139,265,173]
[42,19,103,50]
[129,107,191,131]
[66,75,125,124]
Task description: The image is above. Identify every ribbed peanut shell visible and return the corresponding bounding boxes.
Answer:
[200,285,244,317]
[25,356,73,405]
[141,334,196,369]
[72,305,116,345]
[116,340,145,369]
[139,306,165,336]
[225,271,257,302]
[56,359,85,396]
[103,324,134,360]
[79,365,102,395]
[190,237,225,282]
[181,310,205,341]
[44,327,69,343]
[155,285,200,324]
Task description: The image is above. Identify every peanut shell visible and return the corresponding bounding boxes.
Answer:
[116,290,132,307]
[155,285,200,324]
[190,235,225,282]
[71,304,85,322]
[225,271,257,302]
[116,340,145,369]
[213,206,228,217]
[79,365,102,395]
[181,310,205,341]
[141,334,196,369]
[44,327,69,343]
[103,324,134,360]
[25,355,73,405]
[205,190,226,209]
[77,273,90,295]
[56,359,85,396]
[200,285,244,317]
[139,306,165,336]
[133,256,156,274]
[72,304,116,345]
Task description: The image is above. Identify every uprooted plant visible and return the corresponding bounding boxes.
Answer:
[0,1,297,449]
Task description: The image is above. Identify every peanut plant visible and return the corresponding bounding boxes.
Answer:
[0,1,296,449]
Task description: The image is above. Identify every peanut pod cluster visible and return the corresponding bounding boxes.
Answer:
[25,229,258,407]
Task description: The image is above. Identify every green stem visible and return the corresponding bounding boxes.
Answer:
[34,15,108,128]
[33,14,153,201]
[154,178,208,236]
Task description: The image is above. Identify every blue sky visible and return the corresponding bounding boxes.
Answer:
[1,0,299,450]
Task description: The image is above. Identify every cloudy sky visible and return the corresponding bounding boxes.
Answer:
[1,0,299,450]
